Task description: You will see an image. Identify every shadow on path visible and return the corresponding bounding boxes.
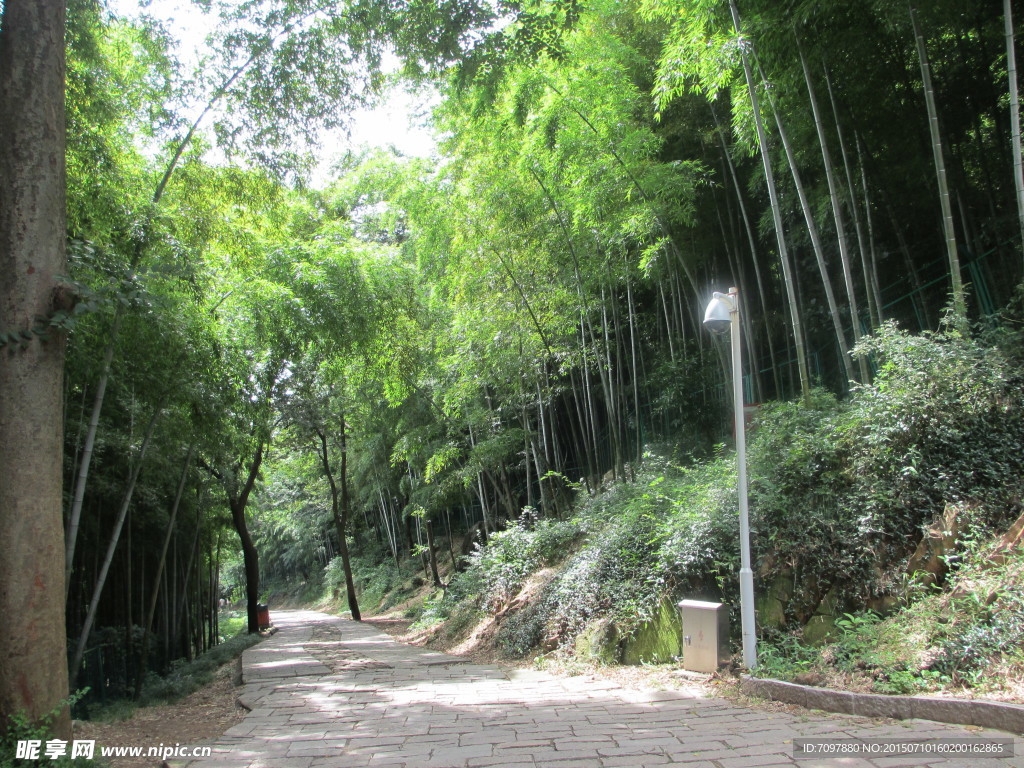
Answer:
[192,610,1024,768]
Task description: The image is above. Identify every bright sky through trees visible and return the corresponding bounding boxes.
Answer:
[111,0,438,174]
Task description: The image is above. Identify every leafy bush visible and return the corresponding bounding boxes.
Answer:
[498,459,739,657]
[421,513,582,638]
[1,693,91,768]
[748,323,1024,617]
[752,542,1024,696]
[474,512,582,612]
[136,631,261,706]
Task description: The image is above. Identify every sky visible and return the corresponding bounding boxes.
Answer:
[110,0,439,177]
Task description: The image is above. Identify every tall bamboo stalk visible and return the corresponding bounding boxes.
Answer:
[1006,0,1024,257]
[730,0,811,397]
[798,43,869,381]
[910,1,966,324]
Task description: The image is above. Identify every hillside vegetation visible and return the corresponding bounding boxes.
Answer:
[344,320,1024,700]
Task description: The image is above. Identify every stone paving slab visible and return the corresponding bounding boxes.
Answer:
[189,610,1024,768]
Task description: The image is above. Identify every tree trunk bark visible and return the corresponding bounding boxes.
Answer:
[210,442,266,634]
[318,419,361,621]
[799,44,870,382]
[233,493,262,634]
[0,0,70,735]
[425,518,442,588]
[761,63,855,385]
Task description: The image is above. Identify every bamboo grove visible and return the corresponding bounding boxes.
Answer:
[2,0,1021,714]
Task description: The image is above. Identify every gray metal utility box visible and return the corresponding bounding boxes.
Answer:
[678,599,729,673]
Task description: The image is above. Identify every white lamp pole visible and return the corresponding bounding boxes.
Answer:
[703,287,757,670]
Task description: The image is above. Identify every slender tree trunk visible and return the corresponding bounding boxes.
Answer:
[712,109,781,397]
[65,315,121,595]
[910,1,967,323]
[730,0,811,397]
[1006,0,1024,256]
[70,407,162,690]
[761,64,856,385]
[444,510,458,570]
[378,490,399,564]
[468,424,493,534]
[317,419,360,621]
[857,138,887,321]
[600,293,624,480]
[799,44,870,381]
[425,519,442,588]
[625,271,643,461]
[134,444,194,699]
[213,530,222,644]
[0,0,71,734]
[176,517,202,661]
[826,70,882,328]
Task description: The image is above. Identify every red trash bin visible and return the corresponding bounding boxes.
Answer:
[257,603,271,630]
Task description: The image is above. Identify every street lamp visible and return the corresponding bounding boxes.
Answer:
[703,287,757,671]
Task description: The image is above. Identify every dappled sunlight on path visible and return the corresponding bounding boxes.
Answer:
[190,610,1023,768]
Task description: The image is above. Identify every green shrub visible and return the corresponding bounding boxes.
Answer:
[750,542,1024,696]
[1,693,90,768]
[326,550,410,613]
[498,461,734,657]
[136,632,260,706]
[473,512,582,612]
[747,324,1024,618]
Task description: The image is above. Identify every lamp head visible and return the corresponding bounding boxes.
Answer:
[703,293,733,334]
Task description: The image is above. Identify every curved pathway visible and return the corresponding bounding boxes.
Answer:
[192,610,1023,768]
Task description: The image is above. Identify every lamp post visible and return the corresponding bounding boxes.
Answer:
[703,287,757,670]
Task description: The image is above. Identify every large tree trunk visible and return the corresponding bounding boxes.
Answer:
[232,496,262,635]
[206,443,266,634]
[0,0,71,736]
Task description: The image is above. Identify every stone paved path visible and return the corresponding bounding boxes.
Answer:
[193,610,1024,768]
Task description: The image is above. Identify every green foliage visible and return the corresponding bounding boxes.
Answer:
[0,692,89,768]
[433,324,1024,669]
[328,552,410,613]
[754,543,1024,697]
[51,0,1024,708]
[741,323,1024,621]
[495,459,738,657]
[472,511,582,612]
[133,632,261,707]
[422,513,582,642]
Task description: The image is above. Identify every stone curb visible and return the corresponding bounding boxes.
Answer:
[741,675,1024,735]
